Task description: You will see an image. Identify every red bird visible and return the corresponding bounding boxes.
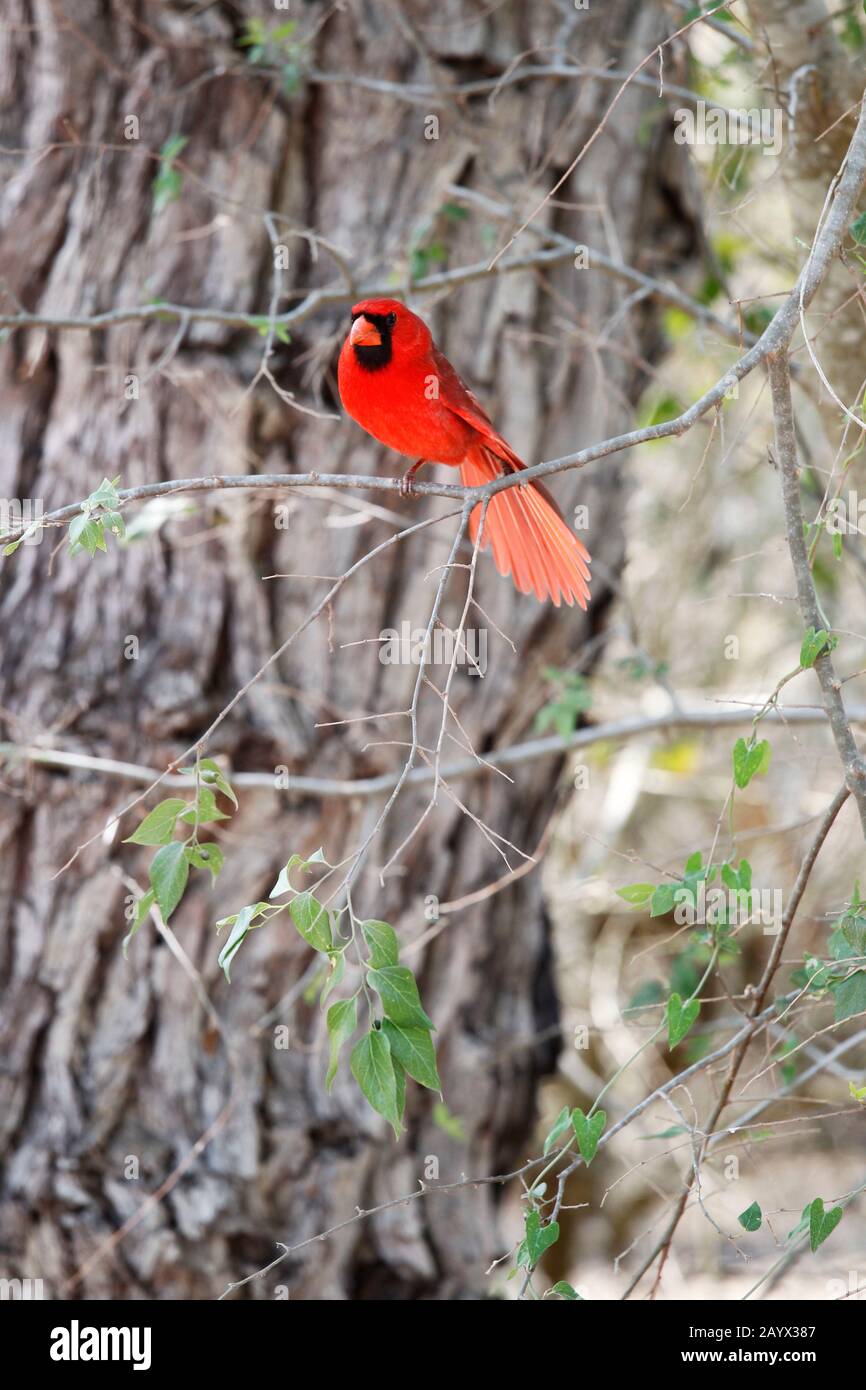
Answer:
[337,299,591,608]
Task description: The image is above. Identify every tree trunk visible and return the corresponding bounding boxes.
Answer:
[0,0,689,1299]
[748,0,866,407]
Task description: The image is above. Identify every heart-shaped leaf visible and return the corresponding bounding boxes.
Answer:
[738,1201,762,1232]
[733,737,771,789]
[543,1105,572,1155]
[667,992,700,1049]
[808,1197,843,1252]
[571,1107,606,1165]
[799,626,835,669]
[524,1210,560,1264]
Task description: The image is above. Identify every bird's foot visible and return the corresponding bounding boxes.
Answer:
[400,459,428,498]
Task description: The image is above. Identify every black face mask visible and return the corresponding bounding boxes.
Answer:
[350,312,395,372]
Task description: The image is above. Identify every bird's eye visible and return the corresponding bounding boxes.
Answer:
[386,312,397,328]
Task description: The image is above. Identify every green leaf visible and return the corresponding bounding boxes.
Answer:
[732,736,771,789]
[159,133,188,163]
[543,1104,572,1155]
[289,891,332,952]
[320,949,346,1008]
[190,757,238,808]
[840,914,866,955]
[184,842,224,882]
[650,882,678,917]
[830,969,866,1023]
[216,901,270,981]
[216,901,270,933]
[178,785,229,826]
[548,1280,582,1300]
[721,857,751,893]
[367,965,433,1029]
[149,841,189,921]
[237,18,265,47]
[808,1197,843,1252]
[122,888,155,956]
[667,992,700,1048]
[534,670,592,737]
[325,997,357,1091]
[362,919,400,968]
[800,626,836,668]
[571,1107,606,1166]
[153,167,182,215]
[616,882,655,906]
[432,1101,466,1141]
[393,1057,406,1121]
[738,1201,762,1232]
[269,847,327,898]
[350,1030,401,1137]
[639,1125,689,1140]
[787,1203,812,1241]
[523,1210,560,1265]
[381,1019,441,1091]
[86,477,121,510]
[851,210,866,245]
[124,797,187,846]
[68,513,107,557]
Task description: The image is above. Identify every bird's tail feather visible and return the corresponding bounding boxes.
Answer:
[460,447,591,608]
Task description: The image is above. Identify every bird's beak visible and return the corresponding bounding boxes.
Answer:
[349,315,382,347]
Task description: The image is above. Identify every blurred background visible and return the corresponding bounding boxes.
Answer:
[0,0,864,1300]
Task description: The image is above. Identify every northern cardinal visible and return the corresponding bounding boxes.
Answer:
[337,298,591,608]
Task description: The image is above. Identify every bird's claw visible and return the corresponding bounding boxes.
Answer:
[400,460,426,498]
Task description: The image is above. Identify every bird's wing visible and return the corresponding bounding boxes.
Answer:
[432,346,525,472]
[433,346,574,525]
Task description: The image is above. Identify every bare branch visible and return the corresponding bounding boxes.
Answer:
[6,703,866,797]
[620,782,852,1298]
[768,350,866,832]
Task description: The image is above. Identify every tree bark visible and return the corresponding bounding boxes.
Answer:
[0,0,690,1299]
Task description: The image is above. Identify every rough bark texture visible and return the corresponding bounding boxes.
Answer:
[748,0,866,407]
[0,0,690,1299]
